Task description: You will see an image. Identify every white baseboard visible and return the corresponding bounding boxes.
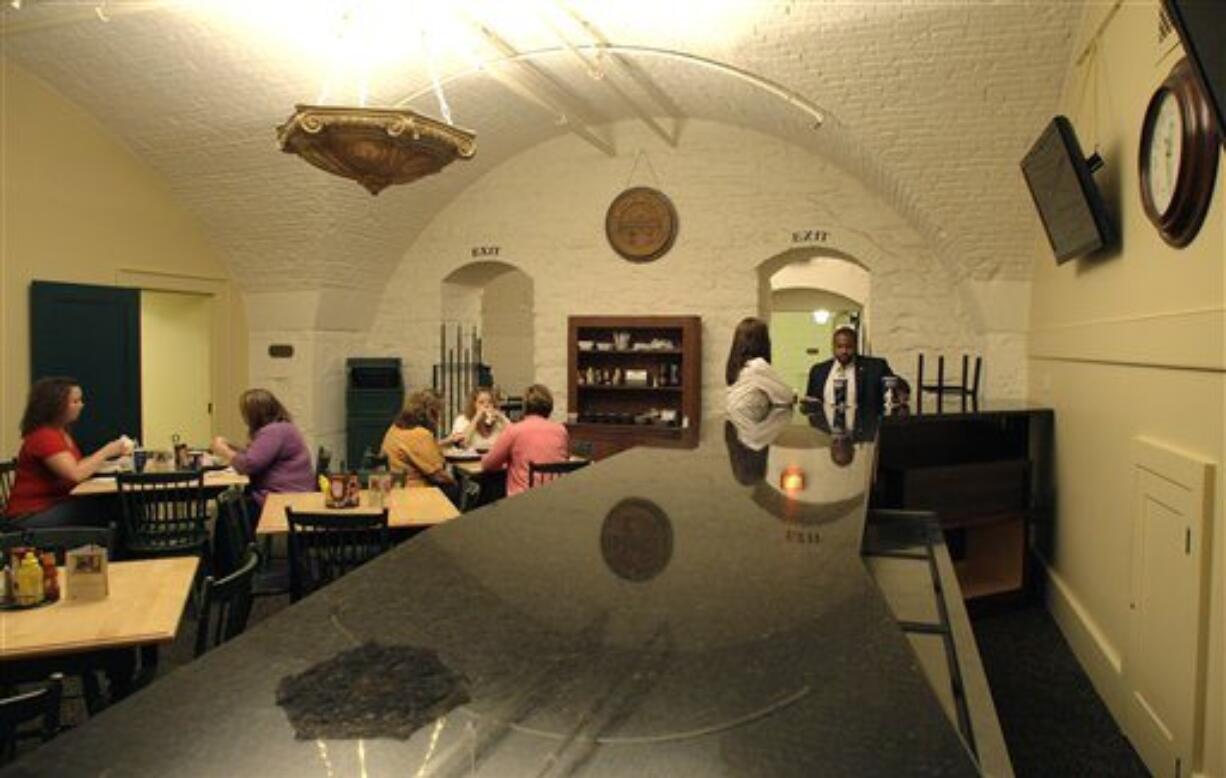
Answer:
[1040,558,1129,727]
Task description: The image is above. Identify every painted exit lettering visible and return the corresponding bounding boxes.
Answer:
[471,246,501,258]
[791,230,829,244]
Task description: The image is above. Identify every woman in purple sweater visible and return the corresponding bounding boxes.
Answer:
[211,389,315,523]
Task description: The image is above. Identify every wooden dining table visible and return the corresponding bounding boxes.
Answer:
[256,487,459,535]
[70,468,249,497]
[0,557,199,661]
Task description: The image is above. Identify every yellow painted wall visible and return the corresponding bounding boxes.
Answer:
[140,290,213,448]
[1027,3,1225,775]
[0,58,248,456]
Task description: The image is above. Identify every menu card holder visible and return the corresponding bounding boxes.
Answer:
[326,474,362,509]
[66,545,109,601]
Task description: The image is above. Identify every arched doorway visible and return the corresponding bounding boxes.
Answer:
[440,260,535,397]
[757,250,871,394]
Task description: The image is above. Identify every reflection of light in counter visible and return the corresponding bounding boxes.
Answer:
[779,466,805,494]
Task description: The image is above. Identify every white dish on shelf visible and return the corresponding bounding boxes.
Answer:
[595,343,613,351]
[578,340,594,351]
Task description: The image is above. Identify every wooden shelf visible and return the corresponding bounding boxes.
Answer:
[578,385,683,393]
[569,315,701,459]
[577,349,684,356]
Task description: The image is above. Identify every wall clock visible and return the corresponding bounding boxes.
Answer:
[1138,57,1220,248]
[605,187,678,262]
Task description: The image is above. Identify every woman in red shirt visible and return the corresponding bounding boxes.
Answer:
[3,377,128,528]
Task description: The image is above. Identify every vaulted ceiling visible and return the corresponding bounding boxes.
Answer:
[1,0,1081,292]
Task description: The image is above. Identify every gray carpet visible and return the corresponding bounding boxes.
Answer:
[971,605,1150,777]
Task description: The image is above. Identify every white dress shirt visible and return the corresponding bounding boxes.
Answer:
[823,359,858,407]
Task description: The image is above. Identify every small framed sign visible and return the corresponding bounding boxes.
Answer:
[66,545,109,601]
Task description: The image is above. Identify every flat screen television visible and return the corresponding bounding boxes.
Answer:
[1020,116,1115,263]
[1163,0,1224,142]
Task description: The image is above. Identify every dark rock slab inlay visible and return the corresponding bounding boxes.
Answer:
[276,642,469,740]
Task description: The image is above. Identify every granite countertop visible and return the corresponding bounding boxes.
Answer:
[8,410,978,777]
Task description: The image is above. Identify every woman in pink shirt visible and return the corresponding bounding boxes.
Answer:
[480,384,569,496]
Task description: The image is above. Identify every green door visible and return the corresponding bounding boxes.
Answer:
[30,281,141,453]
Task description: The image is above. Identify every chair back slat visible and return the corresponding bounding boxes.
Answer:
[116,472,210,557]
[195,544,259,658]
[214,488,254,577]
[286,509,390,602]
[0,460,15,515]
[527,460,590,489]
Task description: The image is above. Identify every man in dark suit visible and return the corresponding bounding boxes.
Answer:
[804,326,908,410]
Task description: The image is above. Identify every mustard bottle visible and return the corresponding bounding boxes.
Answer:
[15,552,44,606]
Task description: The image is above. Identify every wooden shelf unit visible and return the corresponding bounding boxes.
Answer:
[567,315,701,460]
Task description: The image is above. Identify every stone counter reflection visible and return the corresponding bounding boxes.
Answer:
[11,408,979,777]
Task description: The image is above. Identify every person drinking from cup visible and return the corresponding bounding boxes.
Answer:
[3,377,132,528]
[446,386,509,450]
[804,326,908,409]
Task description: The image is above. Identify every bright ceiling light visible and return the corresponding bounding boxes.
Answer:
[812,309,831,325]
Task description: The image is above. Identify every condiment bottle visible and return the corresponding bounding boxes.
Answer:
[40,552,60,603]
[14,552,44,606]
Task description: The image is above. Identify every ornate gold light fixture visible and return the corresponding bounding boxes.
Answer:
[276,104,476,195]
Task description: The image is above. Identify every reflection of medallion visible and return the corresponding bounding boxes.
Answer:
[605,187,678,262]
[600,498,674,581]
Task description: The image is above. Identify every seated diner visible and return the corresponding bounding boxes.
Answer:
[480,383,569,496]
[381,389,459,504]
[3,377,131,529]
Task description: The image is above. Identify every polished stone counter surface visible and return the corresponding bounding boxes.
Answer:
[8,412,978,777]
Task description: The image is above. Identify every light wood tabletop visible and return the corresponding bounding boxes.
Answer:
[70,469,249,497]
[0,557,199,661]
[256,487,459,535]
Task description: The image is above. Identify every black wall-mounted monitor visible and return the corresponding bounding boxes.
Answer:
[1163,0,1224,142]
[1020,116,1116,264]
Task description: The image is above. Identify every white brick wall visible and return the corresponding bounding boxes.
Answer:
[364,119,1022,422]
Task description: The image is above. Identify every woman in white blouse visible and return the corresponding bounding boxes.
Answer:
[725,317,797,426]
[446,386,510,450]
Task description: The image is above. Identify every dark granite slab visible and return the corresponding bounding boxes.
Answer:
[6,411,978,777]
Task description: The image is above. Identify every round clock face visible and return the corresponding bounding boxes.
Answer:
[1138,57,1220,248]
[1146,90,1183,215]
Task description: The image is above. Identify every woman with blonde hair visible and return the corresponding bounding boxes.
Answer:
[211,389,315,515]
[381,389,458,500]
[446,386,509,450]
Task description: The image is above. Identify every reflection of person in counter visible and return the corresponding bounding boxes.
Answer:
[3,377,130,528]
[380,389,460,504]
[481,383,569,496]
[212,389,316,519]
[804,326,909,408]
[446,386,509,450]
[725,317,796,426]
[724,421,769,485]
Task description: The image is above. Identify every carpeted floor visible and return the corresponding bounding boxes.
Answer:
[14,599,1151,776]
[971,604,1150,777]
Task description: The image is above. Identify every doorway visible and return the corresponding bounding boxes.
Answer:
[769,289,863,395]
[441,261,535,395]
[140,290,213,449]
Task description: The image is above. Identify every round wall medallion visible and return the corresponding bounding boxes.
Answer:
[1138,57,1220,248]
[605,187,678,262]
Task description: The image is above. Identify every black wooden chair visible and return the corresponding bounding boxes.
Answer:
[527,460,591,490]
[285,508,390,602]
[5,525,114,564]
[916,354,981,409]
[0,459,15,515]
[0,673,63,765]
[115,472,210,562]
[215,488,288,597]
[194,544,259,658]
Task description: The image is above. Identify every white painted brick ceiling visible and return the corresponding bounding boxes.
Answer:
[1,0,1080,292]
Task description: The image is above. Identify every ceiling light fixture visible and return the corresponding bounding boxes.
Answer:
[276,105,476,195]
